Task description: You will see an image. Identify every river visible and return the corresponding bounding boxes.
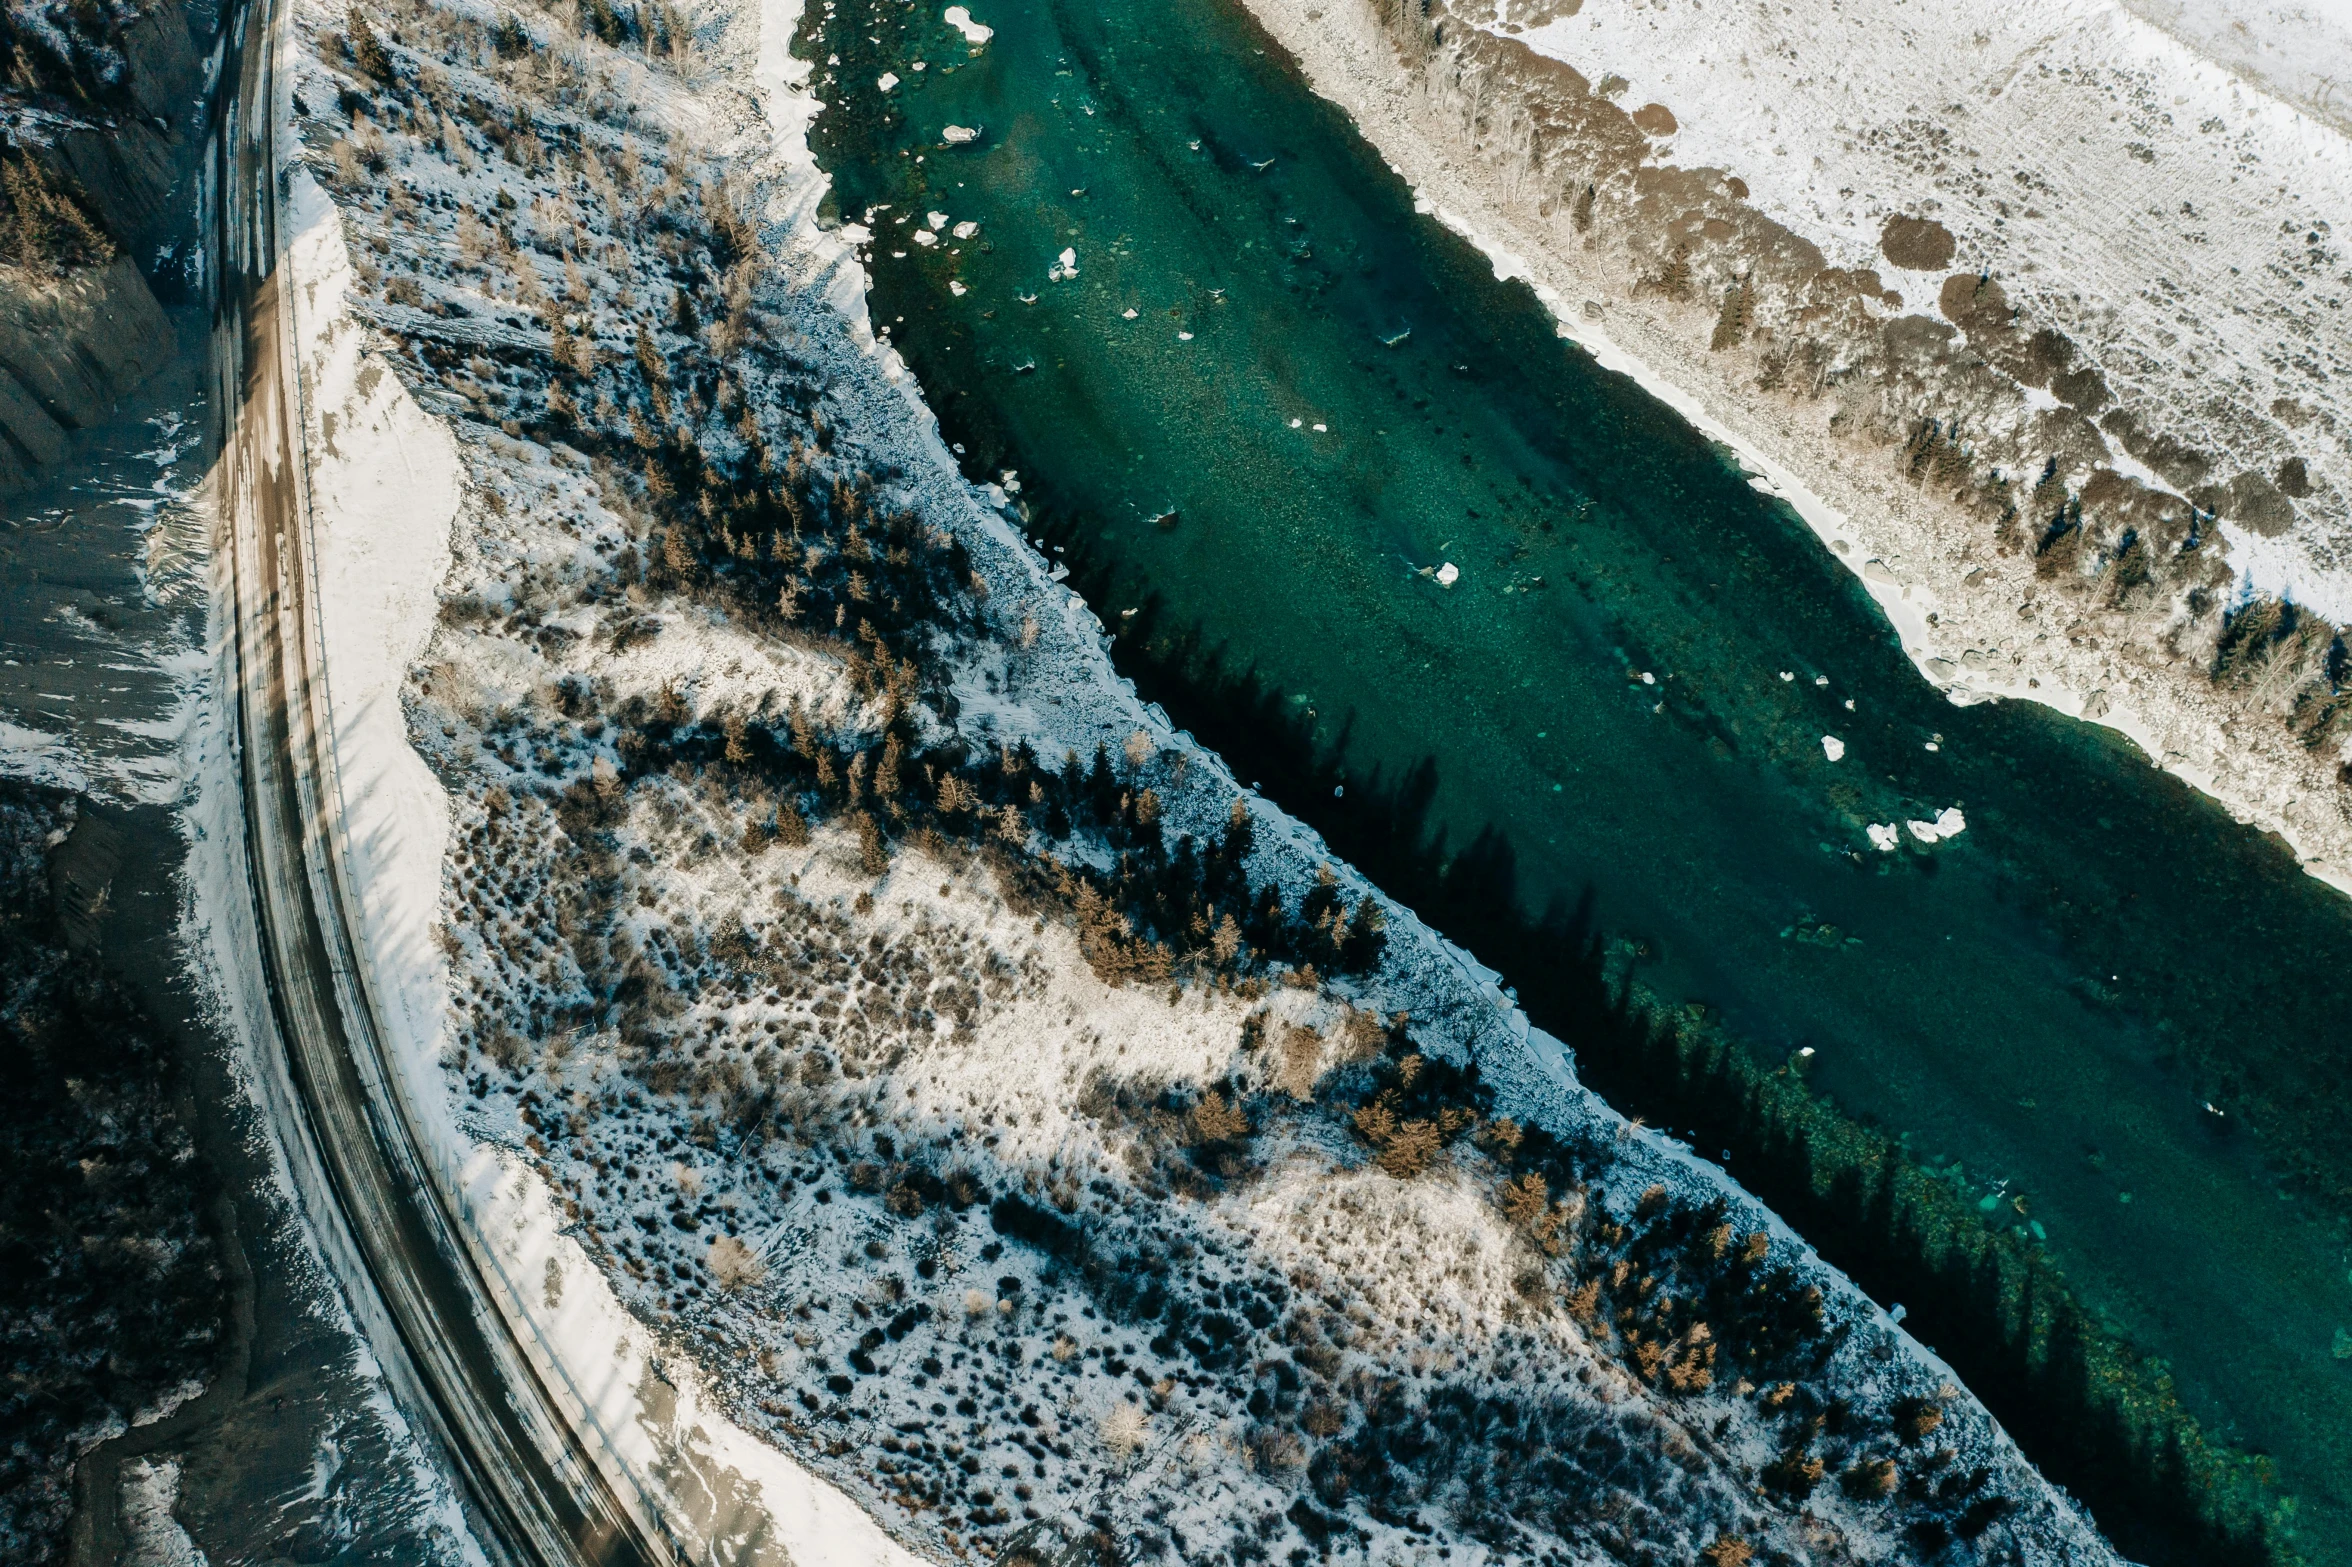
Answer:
[796,0,2352,1555]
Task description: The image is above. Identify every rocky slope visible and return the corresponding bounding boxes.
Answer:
[0,783,227,1565]
[0,0,206,488]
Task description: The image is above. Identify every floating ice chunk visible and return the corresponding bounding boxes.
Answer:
[1903,808,1969,844]
[1821,735,1845,761]
[1121,307,1138,319]
[913,230,937,247]
[1176,331,1193,341]
[1814,675,1829,686]
[927,211,949,230]
[1640,671,1656,686]
[1435,562,1460,587]
[1866,822,1900,852]
[948,280,966,295]
[1000,470,1022,493]
[1060,246,1078,270]
[878,71,900,91]
[941,125,980,144]
[1779,670,1795,682]
[943,5,994,44]
[912,60,927,70]
[1289,417,1302,428]
[840,223,873,243]
[952,220,980,239]
[1312,423,1327,432]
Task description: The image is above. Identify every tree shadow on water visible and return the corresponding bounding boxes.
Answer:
[1071,550,2289,1567]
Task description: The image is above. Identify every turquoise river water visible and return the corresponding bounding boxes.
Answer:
[796,0,2352,1553]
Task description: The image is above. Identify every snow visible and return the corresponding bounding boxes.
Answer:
[271,2,951,1554]
[118,1458,206,1567]
[1504,0,2352,602]
[454,1141,930,1567]
[1820,735,1845,762]
[286,163,462,1101]
[2119,0,2352,131]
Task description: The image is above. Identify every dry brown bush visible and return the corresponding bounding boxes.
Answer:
[1190,1091,1249,1144]
[1842,1456,1899,1500]
[1377,1119,1440,1179]
[709,1234,765,1292]
[1300,1399,1347,1437]
[1275,1025,1322,1101]
[1499,1171,1548,1229]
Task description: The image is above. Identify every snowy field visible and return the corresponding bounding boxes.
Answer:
[1492,0,2352,612]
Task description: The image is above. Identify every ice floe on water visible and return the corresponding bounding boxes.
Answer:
[943,4,992,45]
[1821,734,1845,761]
[1908,807,1968,844]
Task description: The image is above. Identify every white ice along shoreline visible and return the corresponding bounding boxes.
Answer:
[249,0,2128,1558]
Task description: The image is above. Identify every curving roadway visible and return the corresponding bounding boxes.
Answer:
[207,2,670,1561]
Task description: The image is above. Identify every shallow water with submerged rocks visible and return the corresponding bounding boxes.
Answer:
[796,0,2352,1555]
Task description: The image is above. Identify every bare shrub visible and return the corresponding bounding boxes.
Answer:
[1101,1400,1149,1458]
[709,1234,765,1292]
[1275,1024,1322,1101]
[0,154,116,278]
[1499,1171,1548,1229]
[1190,1090,1248,1143]
[1842,1456,1898,1500]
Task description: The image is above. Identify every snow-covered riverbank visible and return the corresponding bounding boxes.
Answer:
[1236,0,2352,896]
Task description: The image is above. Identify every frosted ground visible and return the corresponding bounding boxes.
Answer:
[253,0,2141,1558]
